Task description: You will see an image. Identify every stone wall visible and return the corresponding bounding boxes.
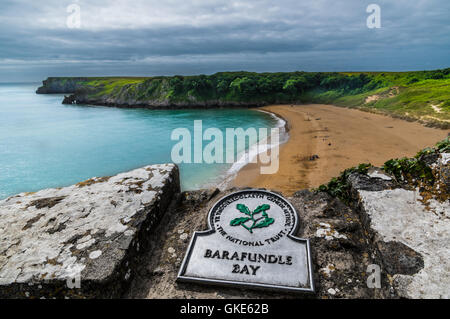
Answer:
[348,153,449,299]
[0,164,179,298]
[0,150,448,298]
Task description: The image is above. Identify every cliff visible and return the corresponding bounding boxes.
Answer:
[35,70,450,127]
[0,139,448,298]
[35,77,93,94]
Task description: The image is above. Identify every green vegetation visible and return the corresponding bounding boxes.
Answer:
[316,137,449,202]
[41,68,450,127]
[383,157,434,184]
[383,136,449,185]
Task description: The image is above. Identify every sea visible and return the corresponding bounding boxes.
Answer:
[0,83,285,199]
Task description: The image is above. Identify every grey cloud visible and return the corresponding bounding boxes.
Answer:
[0,0,448,82]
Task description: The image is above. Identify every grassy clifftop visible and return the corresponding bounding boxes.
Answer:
[37,69,450,128]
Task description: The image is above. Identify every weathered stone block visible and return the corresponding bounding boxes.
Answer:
[126,188,390,299]
[289,190,390,299]
[0,164,179,298]
[349,158,449,299]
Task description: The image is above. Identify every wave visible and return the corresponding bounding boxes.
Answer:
[216,110,289,190]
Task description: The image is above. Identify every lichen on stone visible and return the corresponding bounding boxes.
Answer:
[0,164,179,298]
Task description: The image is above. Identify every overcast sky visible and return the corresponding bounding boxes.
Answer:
[0,0,449,82]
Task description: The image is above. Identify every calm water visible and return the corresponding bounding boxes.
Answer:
[0,83,279,199]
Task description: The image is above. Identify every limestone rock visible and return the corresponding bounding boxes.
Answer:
[62,95,76,104]
[36,77,88,94]
[0,164,180,298]
[289,190,390,299]
[125,188,390,299]
[348,153,449,299]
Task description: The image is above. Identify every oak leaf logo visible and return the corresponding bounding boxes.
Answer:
[230,203,274,233]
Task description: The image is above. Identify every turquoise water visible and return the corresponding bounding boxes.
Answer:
[0,83,279,199]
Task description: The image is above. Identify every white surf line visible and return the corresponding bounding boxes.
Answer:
[217,109,290,190]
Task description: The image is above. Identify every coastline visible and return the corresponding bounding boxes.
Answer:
[216,109,289,190]
[232,104,449,196]
[36,72,450,130]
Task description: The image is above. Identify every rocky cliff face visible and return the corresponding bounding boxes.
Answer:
[36,77,267,108]
[34,72,450,128]
[36,77,90,94]
[69,95,265,109]
[0,148,448,299]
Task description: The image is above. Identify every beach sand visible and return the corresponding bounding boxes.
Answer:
[233,104,449,196]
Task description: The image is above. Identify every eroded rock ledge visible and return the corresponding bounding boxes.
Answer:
[0,164,179,298]
[348,153,449,299]
[125,152,448,299]
[0,149,448,299]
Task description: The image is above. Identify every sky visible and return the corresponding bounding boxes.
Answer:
[0,0,449,82]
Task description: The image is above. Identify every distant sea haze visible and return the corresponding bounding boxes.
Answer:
[0,83,279,199]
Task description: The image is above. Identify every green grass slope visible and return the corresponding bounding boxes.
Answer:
[39,69,450,128]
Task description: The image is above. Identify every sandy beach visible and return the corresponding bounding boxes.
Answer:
[233,104,449,196]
